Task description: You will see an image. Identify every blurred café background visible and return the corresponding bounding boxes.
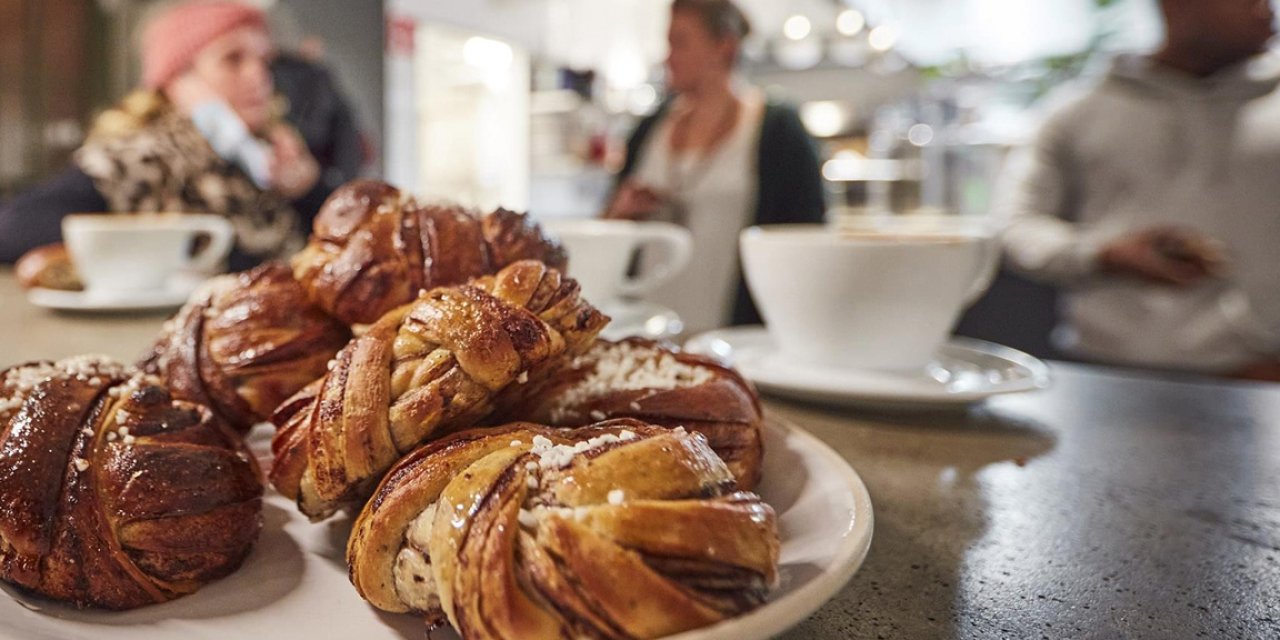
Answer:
[0,0,1172,357]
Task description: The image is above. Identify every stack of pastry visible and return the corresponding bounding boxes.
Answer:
[3,179,780,639]
[142,179,572,433]
[270,259,609,519]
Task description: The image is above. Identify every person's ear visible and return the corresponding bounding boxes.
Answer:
[719,37,740,68]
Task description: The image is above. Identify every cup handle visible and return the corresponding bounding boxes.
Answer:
[963,236,1001,305]
[182,217,236,274]
[617,223,693,298]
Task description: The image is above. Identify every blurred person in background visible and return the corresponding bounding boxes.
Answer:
[0,0,329,271]
[606,0,826,333]
[270,49,367,223]
[266,7,371,224]
[998,0,1280,381]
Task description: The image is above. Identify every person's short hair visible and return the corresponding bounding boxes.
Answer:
[671,0,752,41]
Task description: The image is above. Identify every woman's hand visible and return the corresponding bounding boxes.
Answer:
[1099,226,1227,287]
[1232,359,1280,383]
[267,125,321,200]
[166,72,221,116]
[604,181,664,221]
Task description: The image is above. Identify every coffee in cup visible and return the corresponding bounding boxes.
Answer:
[740,217,998,373]
[62,213,235,293]
[542,219,693,306]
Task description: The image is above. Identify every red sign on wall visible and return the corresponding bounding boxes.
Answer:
[386,15,416,56]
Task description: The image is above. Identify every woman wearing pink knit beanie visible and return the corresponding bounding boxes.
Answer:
[142,1,277,133]
[0,0,323,272]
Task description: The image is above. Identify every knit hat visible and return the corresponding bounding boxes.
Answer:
[141,1,269,89]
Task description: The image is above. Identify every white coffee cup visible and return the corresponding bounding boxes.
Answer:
[542,219,693,305]
[740,217,999,373]
[62,213,235,292]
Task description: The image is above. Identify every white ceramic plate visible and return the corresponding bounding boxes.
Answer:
[27,284,196,313]
[686,326,1051,410]
[0,418,873,640]
[598,299,685,342]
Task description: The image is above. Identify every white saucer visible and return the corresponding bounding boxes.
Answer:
[598,299,684,341]
[0,418,873,640]
[685,326,1051,410]
[28,283,197,313]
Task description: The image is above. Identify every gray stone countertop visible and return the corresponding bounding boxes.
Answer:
[770,364,1280,639]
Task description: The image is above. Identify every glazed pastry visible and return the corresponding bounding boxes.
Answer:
[14,243,83,291]
[291,180,568,325]
[139,262,351,434]
[346,419,779,639]
[0,357,262,610]
[495,338,765,489]
[270,260,607,519]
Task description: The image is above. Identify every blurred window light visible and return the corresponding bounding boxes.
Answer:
[822,158,907,182]
[965,0,1091,65]
[783,15,812,41]
[868,24,900,52]
[463,36,514,70]
[774,38,824,70]
[907,123,934,147]
[852,0,1099,67]
[829,37,871,67]
[628,84,659,115]
[837,9,866,37]
[604,48,647,89]
[800,101,846,138]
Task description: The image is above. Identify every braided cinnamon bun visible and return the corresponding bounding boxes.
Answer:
[140,262,351,434]
[270,260,607,519]
[291,180,568,326]
[347,419,779,639]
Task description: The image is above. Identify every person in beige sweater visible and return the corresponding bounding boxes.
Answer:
[999,0,1280,380]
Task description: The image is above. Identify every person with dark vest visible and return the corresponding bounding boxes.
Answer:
[606,0,826,332]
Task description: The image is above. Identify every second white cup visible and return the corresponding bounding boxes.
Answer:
[542,219,693,306]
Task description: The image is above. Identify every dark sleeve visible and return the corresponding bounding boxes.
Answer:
[274,55,366,231]
[325,99,365,185]
[291,100,362,231]
[756,104,826,226]
[616,118,649,185]
[292,62,365,186]
[732,104,828,326]
[0,166,108,263]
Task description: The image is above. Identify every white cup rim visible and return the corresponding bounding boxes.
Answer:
[63,212,230,231]
[742,220,995,246]
[543,218,685,237]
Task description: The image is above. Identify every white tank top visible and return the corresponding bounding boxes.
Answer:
[632,89,764,333]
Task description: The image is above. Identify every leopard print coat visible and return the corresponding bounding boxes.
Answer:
[75,109,303,261]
